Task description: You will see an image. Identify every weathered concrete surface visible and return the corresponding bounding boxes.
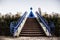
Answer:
[0,36,60,40]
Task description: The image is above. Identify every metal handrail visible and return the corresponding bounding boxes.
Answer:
[36,12,51,33]
[10,12,27,35]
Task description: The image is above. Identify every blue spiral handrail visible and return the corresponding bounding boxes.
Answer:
[10,12,27,35]
[36,12,51,33]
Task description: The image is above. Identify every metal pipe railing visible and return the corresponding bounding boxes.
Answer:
[36,12,51,33]
[10,12,27,35]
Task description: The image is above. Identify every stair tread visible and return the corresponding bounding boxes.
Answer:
[23,28,40,29]
[21,32,43,34]
[21,30,42,32]
[20,34,44,35]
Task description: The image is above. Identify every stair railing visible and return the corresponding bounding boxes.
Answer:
[36,12,51,34]
[10,12,27,35]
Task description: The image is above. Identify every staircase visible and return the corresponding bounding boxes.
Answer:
[20,18,46,37]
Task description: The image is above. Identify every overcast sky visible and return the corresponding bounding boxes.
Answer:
[0,0,60,15]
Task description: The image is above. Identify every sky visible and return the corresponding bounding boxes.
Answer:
[0,0,60,15]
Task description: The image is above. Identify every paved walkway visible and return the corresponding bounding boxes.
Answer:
[0,36,60,40]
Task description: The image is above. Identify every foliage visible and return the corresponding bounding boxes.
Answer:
[43,14,60,36]
[0,13,21,28]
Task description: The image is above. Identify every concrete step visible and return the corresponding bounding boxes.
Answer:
[22,28,41,30]
[21,29,43,32]
[21,32,43,34]
[20,34,45,37]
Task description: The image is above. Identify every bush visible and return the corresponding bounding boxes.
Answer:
[0,13,21,28]
[43,14,60,36]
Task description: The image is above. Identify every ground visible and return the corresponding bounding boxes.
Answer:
[0,36,60,40]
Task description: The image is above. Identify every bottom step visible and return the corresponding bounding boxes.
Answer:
[20,34,45,37]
